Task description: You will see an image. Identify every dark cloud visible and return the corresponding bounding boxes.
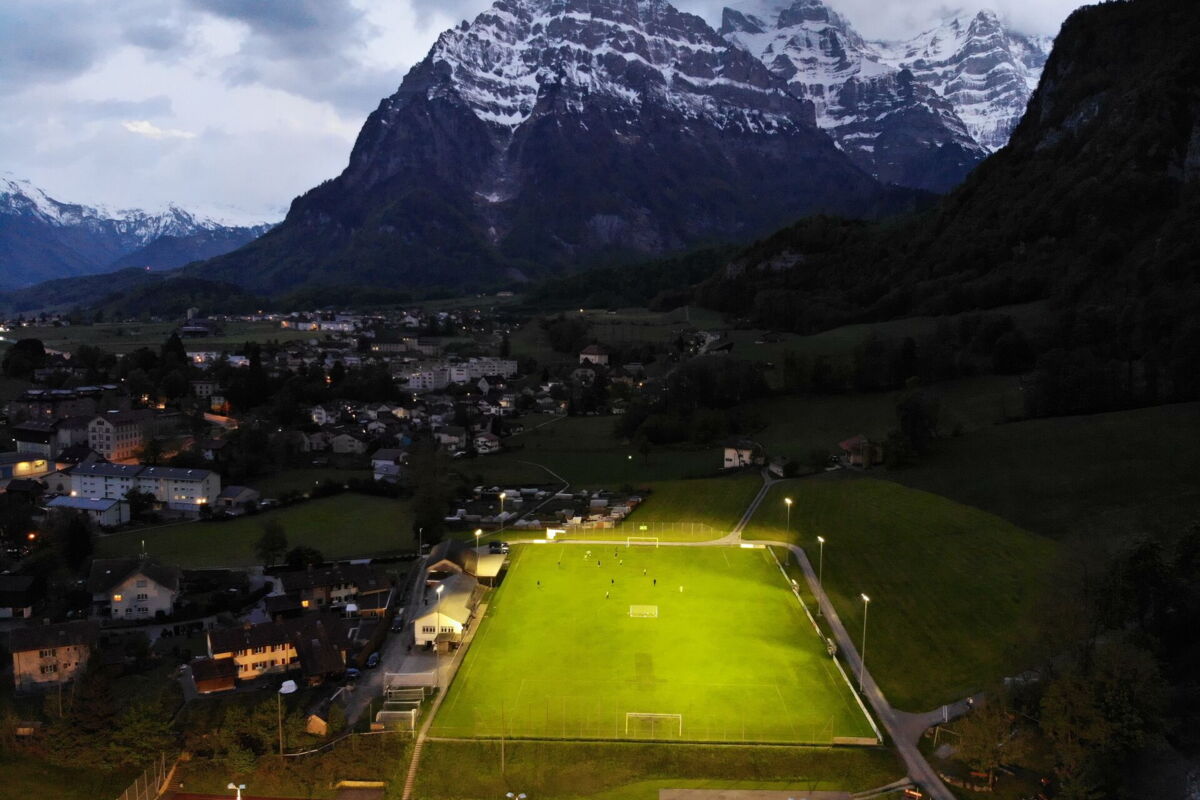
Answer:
[0,1,103,90]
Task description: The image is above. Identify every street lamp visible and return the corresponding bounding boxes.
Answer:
[227,783,246,800]
[277,679,297,755]
[784,497,793,536]
[475,528,482,549]
[859,594,871,692]
[816,536,825,617]
[435,584,445,688]
[499,492,507,527]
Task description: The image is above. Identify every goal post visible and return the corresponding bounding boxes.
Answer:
[626,537,660,547]
[625,712,682,738]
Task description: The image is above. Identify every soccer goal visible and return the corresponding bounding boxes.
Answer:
[629,605,659,618]
[625,712,683,738]
[626,537,660,547]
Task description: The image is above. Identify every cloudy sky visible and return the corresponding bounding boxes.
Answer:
[1,0,1087,224]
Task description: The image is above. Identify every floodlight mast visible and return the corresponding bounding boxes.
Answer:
[859,594,871,692]
[227,783,246,800]
[816,536,826,617]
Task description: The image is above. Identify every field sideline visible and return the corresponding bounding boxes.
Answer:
[432,543,876,744]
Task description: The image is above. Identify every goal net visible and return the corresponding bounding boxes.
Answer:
[626,537,660,547]
[629,605,659,618]
[625,712,683,738]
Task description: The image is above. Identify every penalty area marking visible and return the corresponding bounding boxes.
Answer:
[629,604,658,618]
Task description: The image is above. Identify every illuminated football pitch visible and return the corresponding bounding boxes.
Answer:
[431,544,876,744]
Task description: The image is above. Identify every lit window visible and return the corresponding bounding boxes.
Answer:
[113,594,122,602]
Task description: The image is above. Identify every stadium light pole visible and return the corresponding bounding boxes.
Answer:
[435,583,445,689]
[816,537,825,617]
[784,497,793,536]
[227,783,246,800]
[499,492,507,529]
[506,793,527,800]
[475,528,482,549]
[859,594,871,693]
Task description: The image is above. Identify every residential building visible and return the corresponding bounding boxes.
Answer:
[722,440,764,470]
[11,422,55,458]
[579,344,610,366]
[46,496,130,527]
[329,431,368,455]
[87,557,181,620]
[412,571,479,648]
[69,462,220,515]
[88,410,154,462]
[371,448,405,483]
[10,620,99,690]
[205,615,348,685]
[425,539,478,585]
[277,563,392,616]
[0,452,51,485]
[0,575,38,619]
[217,485,261,515]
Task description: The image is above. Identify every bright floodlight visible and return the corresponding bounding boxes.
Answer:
[861,593,870,603]
[817,535,825,543]
[506,794,527,800]
[499,492,507,500]
[279,679,298,695]
[436,584,444,595]
[784,497,793,506]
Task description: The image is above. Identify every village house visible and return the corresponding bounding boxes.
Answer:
[371,448,405,482]
[413,571,480,649]
[88,557,182,621]
[329,429,368,455]
[217,485,261,515]
[722,439,765,470]
[88,409,155,462]
[277,563,393,618]
[69,462,221,515]
[838,434,884,467]
[425,539,478,585]
[0,575,38,619]
[0,452,52,486]
[579,344,610,366]
[205,615,349,685]
[10,620,100,690]
[46,495,129,526]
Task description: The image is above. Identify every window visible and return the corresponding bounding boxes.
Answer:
[124,608,133,615]
[40,664,58,675]
[440,626,453,633]
[136,579,147,588]
[39,648,56,658]
[422,625,435,634]
[253,646,266,654]
[136,593,148,601]
[113,593,123,602]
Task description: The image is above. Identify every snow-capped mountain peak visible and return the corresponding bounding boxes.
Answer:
[0,174,275,289]
[872,8,1052,150]
[416,0,806,134]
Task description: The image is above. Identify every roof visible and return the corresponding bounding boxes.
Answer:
[91,409,153,426]
[56,416,95,432]
[69,462,144,479]
[139,466,214,482]
[838,434,870,451]
[218,485,259,500]
[9,620,99,653]
[421,572,478,625]
[0,453,45,466]
[279,563,390,595]
[190,656,237,683]
[48,496,123,512]
[4,478,43,494]
[580,344,608,355]
[426,539,476,575]
[55,443,99,464]
[0,575,37,607]
[371,449,405,462]
[87,558,182,595]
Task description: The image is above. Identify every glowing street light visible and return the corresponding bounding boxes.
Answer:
[816,536,826,617]
[227,783,246,800]
[435,584,446,688]
[859,594,871,692]
[784,497,793,536]
[475,528,482,548]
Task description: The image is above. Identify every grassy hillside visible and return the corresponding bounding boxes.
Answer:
[743,476,1055,711]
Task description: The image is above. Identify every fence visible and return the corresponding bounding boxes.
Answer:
[114,753,178,800]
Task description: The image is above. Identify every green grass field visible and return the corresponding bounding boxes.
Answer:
[433,544,875,744]
[97,493,414,568]
[743,477,1055,711]
[15,321,319,354]
[415,739,903,800]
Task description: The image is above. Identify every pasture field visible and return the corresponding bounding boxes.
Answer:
[96,493,414,568]
[743,476,1055,711]
[432,543,876,744]
[13,321,317,354]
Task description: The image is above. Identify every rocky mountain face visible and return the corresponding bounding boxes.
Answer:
[720,0,1049,192]
[192,0,916,295]
[0,175,273,290]
[697,0,1200,340]
[874,10,1051,151]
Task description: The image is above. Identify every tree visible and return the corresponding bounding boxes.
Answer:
[2,338,46,378]
[285,546,324,569]
[125,488,157,521]
[255,520,288,567]
[955,695,1019,787]
[107,704,175,768]
[42,509,94,572]
[895,387,940,455]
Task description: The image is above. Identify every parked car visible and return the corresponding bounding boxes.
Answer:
[488,541,510,555]
[390,617,404,633]
[366,652,381,669]
[344,668,361,681]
